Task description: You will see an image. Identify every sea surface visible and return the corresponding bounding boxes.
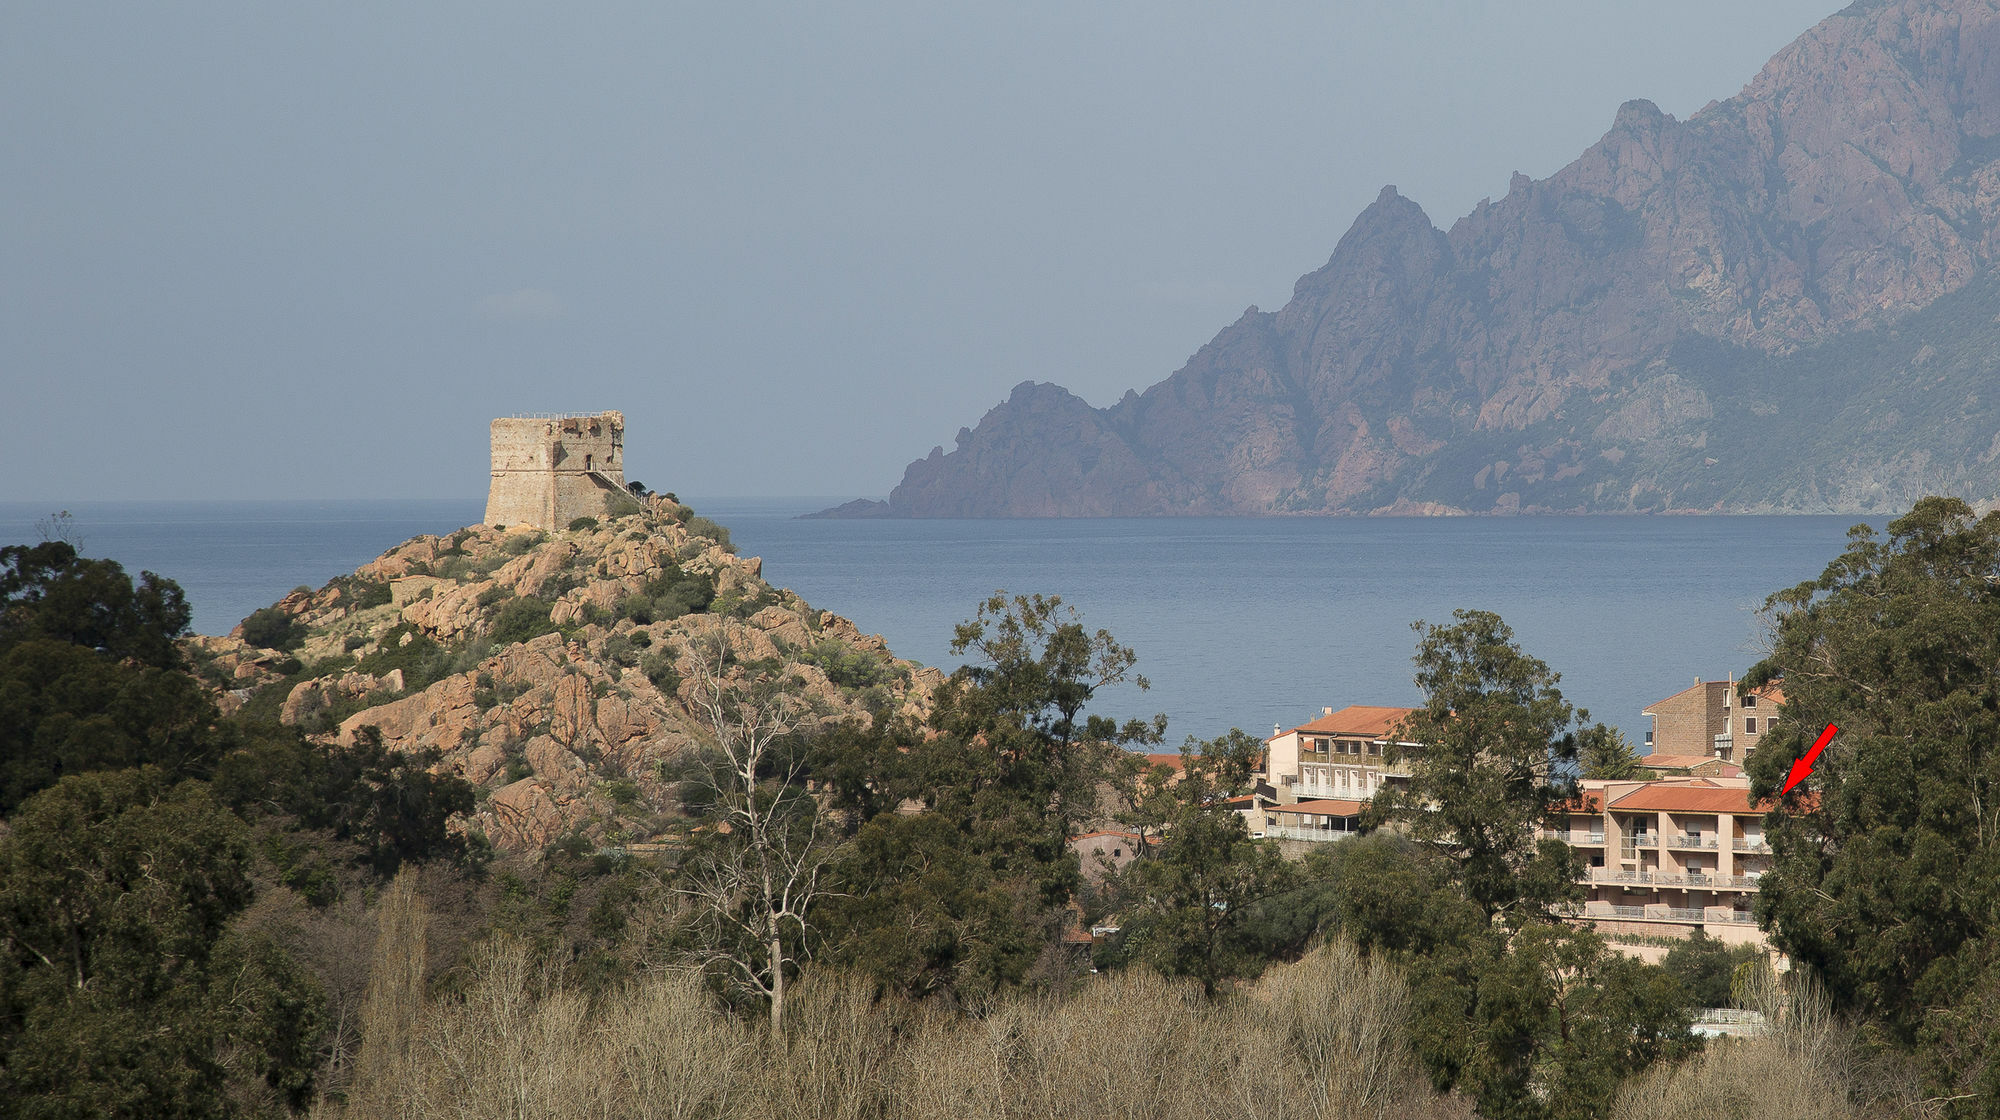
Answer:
[0,498,1885,748]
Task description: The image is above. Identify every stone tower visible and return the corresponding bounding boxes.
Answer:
[484,411,632,530]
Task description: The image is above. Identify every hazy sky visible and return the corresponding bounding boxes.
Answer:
[5,1,1842,502]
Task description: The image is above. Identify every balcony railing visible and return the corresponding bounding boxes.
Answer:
[1709,910,1757,924]
[1662,907,1706,922]
[1732,839,1770,853]
[1264,824,1358,843]
[1668,836,1719,849]
[1592,869,1654,884]
[1721,875,1759,889]
[1628,836,1658,847]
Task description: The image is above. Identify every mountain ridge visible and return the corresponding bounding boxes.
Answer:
[827,0,2000,517]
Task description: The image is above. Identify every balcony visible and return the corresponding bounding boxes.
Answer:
[1720,875,1759,889]
[1732,838,1770,853]
[1668,836,1719,850]
[1264,824,1358,843]
[1662,907,1706,922]
[1628,836,1658,848]
[1591,868,1655,885]
[1547,831,1606,846]
[1709,909,1757,924]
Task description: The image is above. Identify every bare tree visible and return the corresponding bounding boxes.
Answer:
[671,631,836,1037]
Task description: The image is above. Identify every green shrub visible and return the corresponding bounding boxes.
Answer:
[477,585,512,608]
[343,634,369,652]
[568,516,599,532]
[641,652,681,696]
[618,565,715,625]
[801,638,895,691]
[685,517,731,552]
[503,532,544,556]
[490,597,557,646]
[240,606,303,651]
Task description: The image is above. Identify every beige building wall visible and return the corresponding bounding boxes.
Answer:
[484,412,632,530]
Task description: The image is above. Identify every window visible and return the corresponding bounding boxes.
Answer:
[1111,848,1122,859]
[1368,742,1382,756]
[1743,693,1758,708]
[1745,717,1758,734]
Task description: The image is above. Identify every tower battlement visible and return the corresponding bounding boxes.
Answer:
[484,411,631,529]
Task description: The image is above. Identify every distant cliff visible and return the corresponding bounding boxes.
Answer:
[828,0,2000,517]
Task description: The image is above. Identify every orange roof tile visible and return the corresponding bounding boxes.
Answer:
[1272,798,1368,816]
[1555,791,1605,813]
[1608,784,1775,814]
[1142,753,1186,771]
[1279,705,1420,741]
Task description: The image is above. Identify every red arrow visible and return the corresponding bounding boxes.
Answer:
[1779,723,1839,796]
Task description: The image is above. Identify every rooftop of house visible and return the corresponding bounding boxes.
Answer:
[1641,678,1784,714]
[1606,778,1774,815]
[1273,704,1421,742]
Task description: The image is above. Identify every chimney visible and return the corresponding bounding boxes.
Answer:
[1323,707,1333,717]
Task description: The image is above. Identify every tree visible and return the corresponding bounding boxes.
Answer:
[1578,725,1644,780]
[0,541,191,669]
[670,635,836,1036]
[819,592,1163,1004]
[0,639,222,814]
[1368,609,1591,923]
[1113,736,1295,996]
[0,769,324,1116]
[1743,497,2000,1105]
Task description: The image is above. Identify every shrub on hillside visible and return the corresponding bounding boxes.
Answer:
[489,598,556,646]
[241,605,303,651]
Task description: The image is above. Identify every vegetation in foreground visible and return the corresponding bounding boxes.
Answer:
[6,498,2000,1117]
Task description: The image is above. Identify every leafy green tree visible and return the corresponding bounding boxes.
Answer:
[1368,609,1591,923]
[819,593,1162,1004]
[211,724,477,881]
[0,541,192,669]
[1577,725,1644,780]
[1660,930,1763,1009]
[0,638,222,814]
[1407,923,1695,1120]
[1744,497,2000,1105]
[0,769,324,1116]
[1113,736,1296,996]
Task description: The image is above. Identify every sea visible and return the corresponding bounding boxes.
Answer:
[0,498,1884,748]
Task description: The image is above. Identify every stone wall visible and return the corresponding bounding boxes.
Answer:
[484,412,631,529]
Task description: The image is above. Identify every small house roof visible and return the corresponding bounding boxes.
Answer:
[1275,705,1420,742]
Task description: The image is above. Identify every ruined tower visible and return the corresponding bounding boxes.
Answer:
[484,411,632,530]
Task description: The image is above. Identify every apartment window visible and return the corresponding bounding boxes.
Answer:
[1745,718,1758,734]
[1368,742,1382,756]
[1743,694,1758,708]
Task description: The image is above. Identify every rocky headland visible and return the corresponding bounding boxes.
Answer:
[825,0,2000,517]
[190,497,938,851]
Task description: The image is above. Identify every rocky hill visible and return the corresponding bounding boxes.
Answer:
[190,498,939,851]
[828,0,2000,517]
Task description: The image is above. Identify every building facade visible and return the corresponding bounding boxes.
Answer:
[1261,705,1420,803]
[484,411,635,530]
[1548,776,1777,949]
[1642,678,1784,764]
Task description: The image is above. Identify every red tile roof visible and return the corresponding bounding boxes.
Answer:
[1608,783,1775,814]
[1142,753,1186,771]
[1277,705,1420,741]
[1272,798,1368,816]
[1555,791,1605,813]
